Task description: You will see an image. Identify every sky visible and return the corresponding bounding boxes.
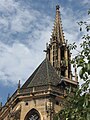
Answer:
[0,0,90,105]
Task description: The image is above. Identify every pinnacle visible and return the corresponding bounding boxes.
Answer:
[56,5,60,10]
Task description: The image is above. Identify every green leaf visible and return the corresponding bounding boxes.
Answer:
[79,68,84,79]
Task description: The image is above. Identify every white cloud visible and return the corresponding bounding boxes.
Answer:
[68,0,90,5]
[68,0,73,2]
[0,0,41,33]
[0,21,52,86]
[82,0,90,5]
[0,0,16,9]
[11,8,40,32]
[0,0,54,86]
[61,7,80,42]
[0,41,45,85]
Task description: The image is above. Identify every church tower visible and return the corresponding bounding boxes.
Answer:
[46,5,71,79]
[0,5,78,120]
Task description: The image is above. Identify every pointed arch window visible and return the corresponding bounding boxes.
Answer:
[24,108,41,120]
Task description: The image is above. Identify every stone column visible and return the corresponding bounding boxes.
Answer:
[65,48,68,78]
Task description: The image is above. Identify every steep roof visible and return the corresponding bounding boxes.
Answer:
[22,58,60,88]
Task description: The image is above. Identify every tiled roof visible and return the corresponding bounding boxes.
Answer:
[22,58,60,88]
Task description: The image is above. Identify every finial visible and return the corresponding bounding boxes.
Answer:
[0,102,2,108]
[18,80,20,89]
[7,93,10,101]
[17,80,21,94]
[66,39,68,46]
[46,43,48,49]
[56,5,60,10]
[43,43,48,52]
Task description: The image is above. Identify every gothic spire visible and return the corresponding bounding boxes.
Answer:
[46,5,72,79]
[51,5,64,43]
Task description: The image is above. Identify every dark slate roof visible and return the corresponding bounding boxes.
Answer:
[22,58,60,88]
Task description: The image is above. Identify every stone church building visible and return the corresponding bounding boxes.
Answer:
[0,5,78,120]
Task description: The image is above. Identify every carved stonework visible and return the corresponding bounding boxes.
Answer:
[12,109,21,120]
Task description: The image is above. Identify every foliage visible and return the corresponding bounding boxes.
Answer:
[54,10,90,120]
